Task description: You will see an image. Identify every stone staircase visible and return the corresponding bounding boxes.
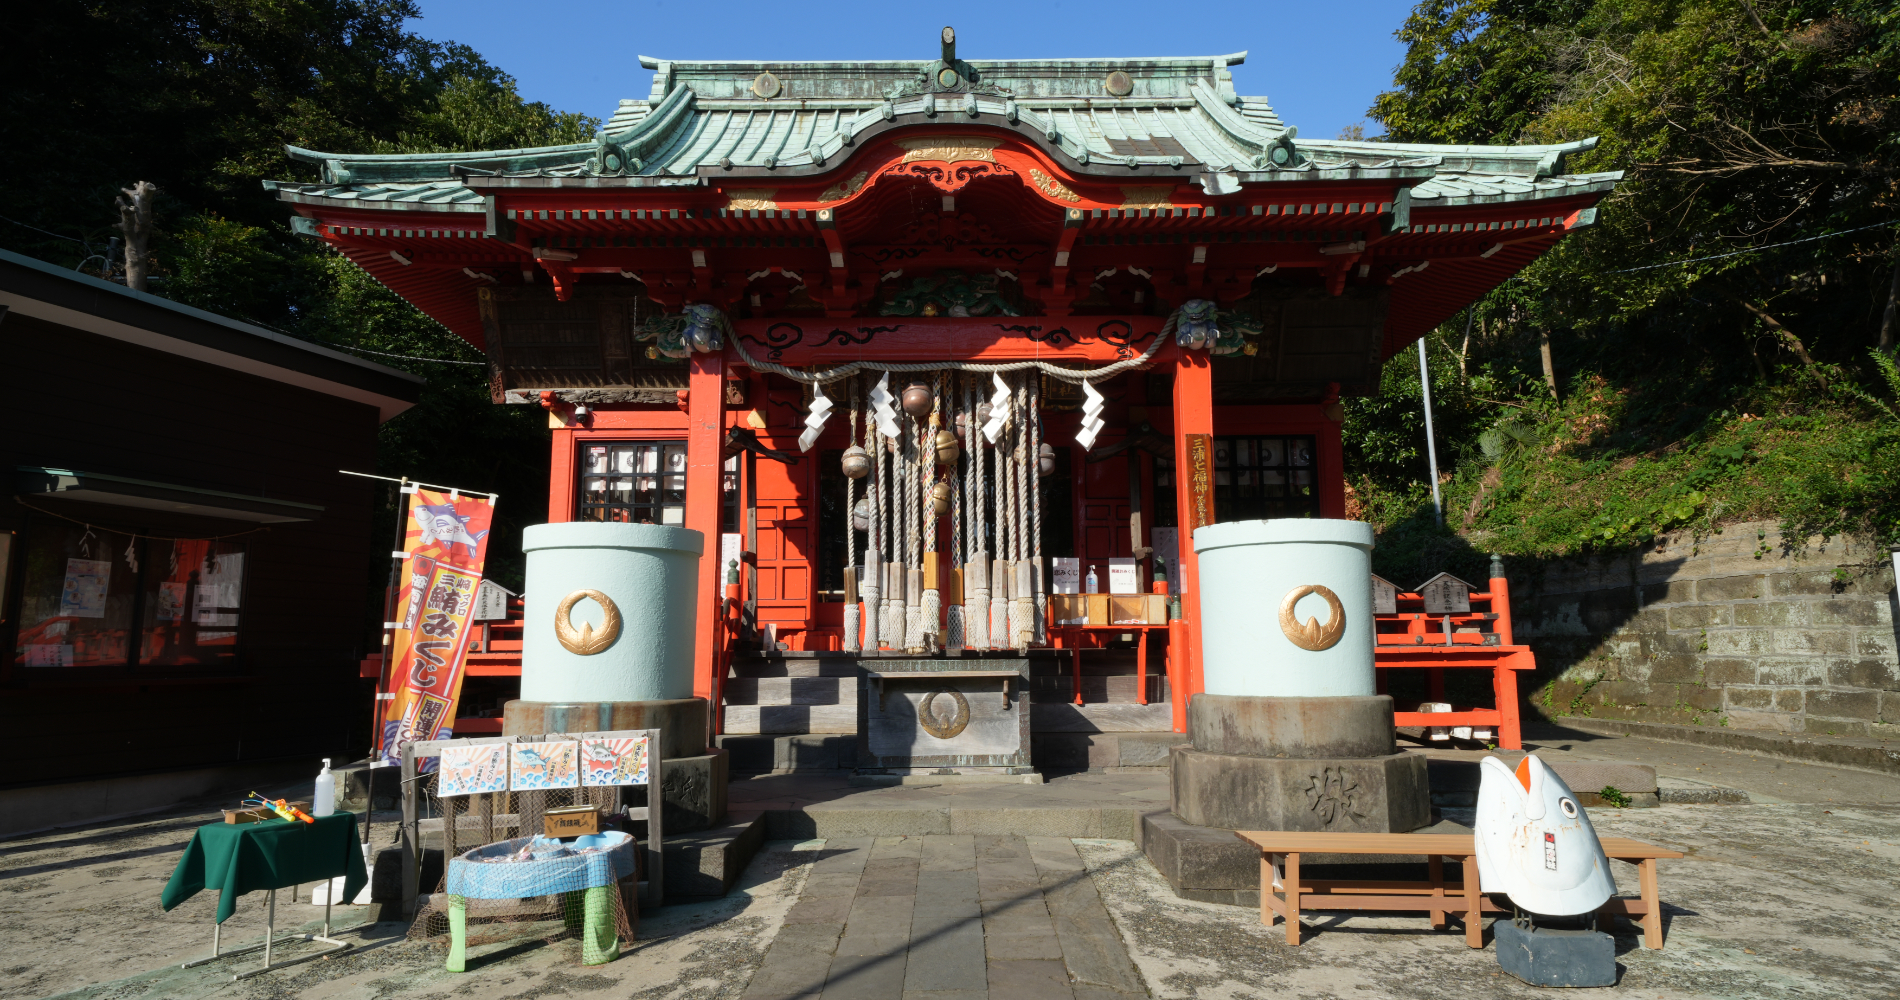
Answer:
[715,648,1181,774]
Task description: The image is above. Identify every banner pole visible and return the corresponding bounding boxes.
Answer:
[365,476,410,847]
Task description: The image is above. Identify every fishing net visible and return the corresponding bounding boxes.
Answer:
[407,776,640,956]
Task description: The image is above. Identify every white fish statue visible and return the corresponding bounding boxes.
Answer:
[1474,753,1616,916]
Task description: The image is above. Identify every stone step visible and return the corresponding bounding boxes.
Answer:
[1031,731,1184,771]
[727,659,861,678]
[1032,701,1176,732]
[1030,673,1166,704]
[722,676,854,706]
[717,733,857,772]
[727,770,1168,839]
[723,704,858,735]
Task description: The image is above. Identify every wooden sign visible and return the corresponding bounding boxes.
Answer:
[1370,574,1399,616]
[544,805,601,838]
[1184,434,1215,532]
[1417,573,1473,614]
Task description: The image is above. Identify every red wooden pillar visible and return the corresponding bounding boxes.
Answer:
[1170,345,1214,727]
[686,351,726,709]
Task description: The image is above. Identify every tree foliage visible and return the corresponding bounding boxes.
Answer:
[0,1,602,589]
[1354,0,1900,559]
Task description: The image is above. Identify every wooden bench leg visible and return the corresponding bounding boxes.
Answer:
[1428,855,1446,930]
[1260,852,1277,928]
[1285,851,1302,946]
[1639,858,1663,949]
[1462,855,1483,948]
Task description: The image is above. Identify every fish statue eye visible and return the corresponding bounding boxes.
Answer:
[1559,797,1579,818]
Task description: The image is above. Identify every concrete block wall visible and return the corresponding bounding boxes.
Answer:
[1511,521,1897,737]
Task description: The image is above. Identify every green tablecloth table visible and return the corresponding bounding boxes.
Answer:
[162,813,367,922]
[161,812,368,978]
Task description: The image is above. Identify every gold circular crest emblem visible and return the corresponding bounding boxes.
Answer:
[554,589,622,655]
[917,690,972,739]
[750,71,782,100]
[1278,584,1346,651]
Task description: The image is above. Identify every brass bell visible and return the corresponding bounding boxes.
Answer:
[929,480,952,516]
[841,445,871,479]
[901,381,934,417]
[1038,442,1056,477]
[852,497,871,531]
[934,428,961,465]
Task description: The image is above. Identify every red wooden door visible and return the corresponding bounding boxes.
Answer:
[751,449,814,630]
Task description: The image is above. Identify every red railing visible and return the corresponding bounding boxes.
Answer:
[1373,571,1535,749]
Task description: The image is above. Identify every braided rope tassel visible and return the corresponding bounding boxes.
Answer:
[902,405,925,652]
[991,372,1014,651]
[860,379,881,651]
[1030,375,1047,647]
[964,376,989,651]
[921,371,944,650]
[843,375,862,653]
[944,374,964,650]
[1010,376,1033,650]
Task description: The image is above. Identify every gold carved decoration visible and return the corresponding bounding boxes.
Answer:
[1120,186,1175,208]
[818,171,870,203]
[1279,584,1346,651]
[1027,168,1081,203]
[725,189,779,211]
[896,137,1001,164]
[554,589,622,655]
[917,690,972,739]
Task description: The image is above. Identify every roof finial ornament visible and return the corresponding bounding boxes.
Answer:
[941,26,956,63]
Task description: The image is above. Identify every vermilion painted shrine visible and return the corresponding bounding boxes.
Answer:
[273,32,1616,751]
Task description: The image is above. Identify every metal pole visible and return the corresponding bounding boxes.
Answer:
[1417,338,1444,527]
[366,477,410,848]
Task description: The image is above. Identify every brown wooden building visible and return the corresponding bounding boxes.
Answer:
[0,249,421,833]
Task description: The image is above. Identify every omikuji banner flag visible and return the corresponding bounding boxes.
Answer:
[380,488,495,763]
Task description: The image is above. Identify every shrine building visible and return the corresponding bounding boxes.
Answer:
[270,31,1617,764]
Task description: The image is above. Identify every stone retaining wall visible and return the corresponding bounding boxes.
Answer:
[1510,521,1897,737]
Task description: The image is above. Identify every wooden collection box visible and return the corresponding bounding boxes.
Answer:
[1050,594,1088,625]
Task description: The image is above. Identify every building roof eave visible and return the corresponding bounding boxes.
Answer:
[0,249,423,422]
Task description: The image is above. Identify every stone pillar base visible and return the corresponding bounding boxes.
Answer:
[502,698,724,832]
[1188,694,1396,759]
[1170,746,1429,833]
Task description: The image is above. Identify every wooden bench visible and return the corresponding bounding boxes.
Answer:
[1234,831,1685,949]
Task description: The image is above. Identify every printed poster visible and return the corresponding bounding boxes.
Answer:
[581,736,650,787]
[510,741,580,790]
[60,559,111,618]
[1050,557,1080,595]
[437,743,508,797]
[379,488,496,764]
[156,582,187,622]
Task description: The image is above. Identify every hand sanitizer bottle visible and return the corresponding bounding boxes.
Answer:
[1085,565,1099,594]
[312,759,335,817]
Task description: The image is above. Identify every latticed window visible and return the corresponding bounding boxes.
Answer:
[578,442,737,528]
[1212,435,1317,521]
[1153,434,1319,525]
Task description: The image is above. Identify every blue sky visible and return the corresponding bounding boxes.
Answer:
[409,1,1417,140]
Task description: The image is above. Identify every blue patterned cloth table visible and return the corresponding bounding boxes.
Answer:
[443,832,636,969]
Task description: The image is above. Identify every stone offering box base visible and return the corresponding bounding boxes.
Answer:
[1144,691,1434,904]
[1169,746,1429,833]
